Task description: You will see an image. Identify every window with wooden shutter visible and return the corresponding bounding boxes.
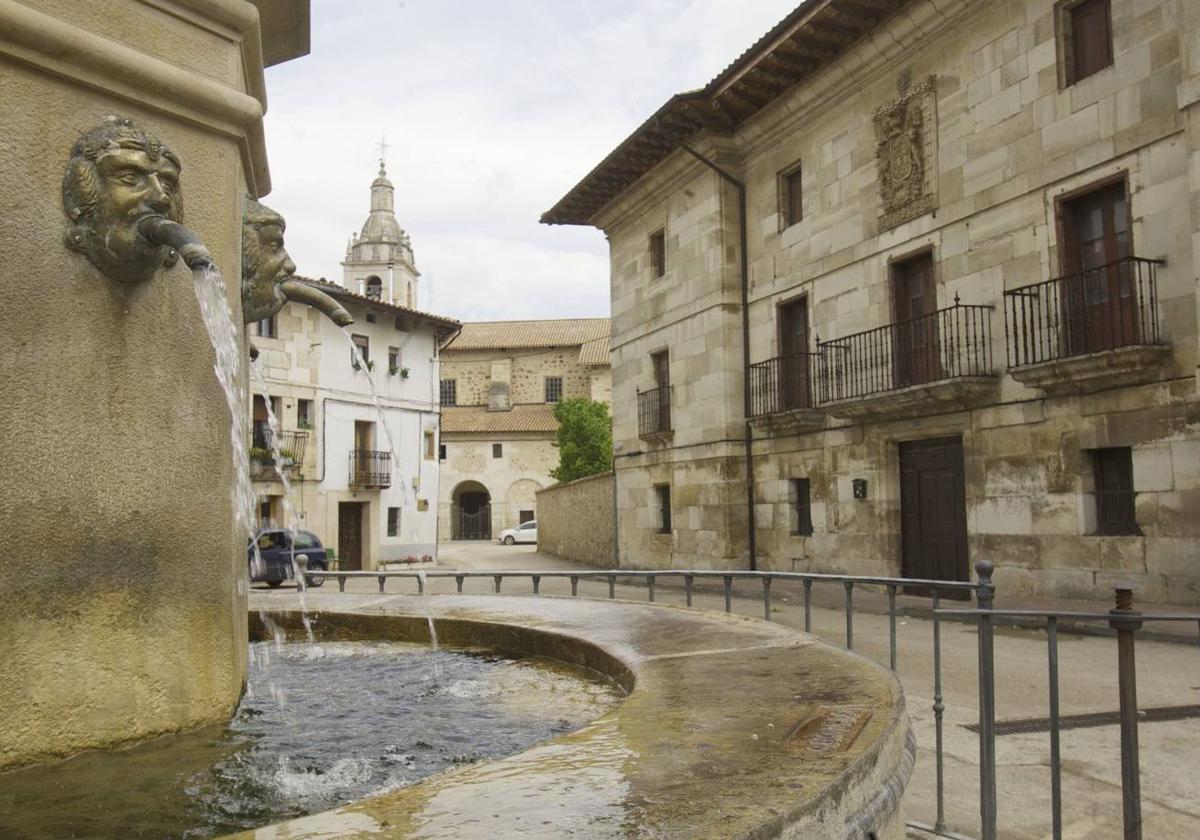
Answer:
[780,164,803,228]
[1093,448,1138,535]
[1059,0,1113,86]
[790,478,814,536]
[649,229,666,279]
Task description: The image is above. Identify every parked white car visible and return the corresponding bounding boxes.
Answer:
[498,521,537,545]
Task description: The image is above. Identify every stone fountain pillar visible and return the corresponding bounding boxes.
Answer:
[0,0,309,770]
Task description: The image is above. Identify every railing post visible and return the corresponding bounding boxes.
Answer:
[493,574,502,594]
[338,575,346,593]
[377,574,386,593]
[723,575,732,613]
[570,575,579,596]
[843,580,854,650]
[607,574,615,599]
[1048,616,1063,840]
[456,574,465,593]
[648,575,655,602]
[975,560,997,840]
[803,578,812,633]
[416,575,424,595]
[1110,585,1143,840]
[762,577,772,622]
[932,590,946,832]
[531,575,539,595]
[685,575,694,607]
[887,584,898,671]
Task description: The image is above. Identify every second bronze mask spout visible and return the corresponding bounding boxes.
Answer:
[138,215,213,270]
[242,197,352,328]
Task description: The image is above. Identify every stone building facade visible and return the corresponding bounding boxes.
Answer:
[438,319,612,541]
[251,164,459,569]
[544,0,1200,603]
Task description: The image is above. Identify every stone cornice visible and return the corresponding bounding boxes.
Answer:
[0,0,272,195]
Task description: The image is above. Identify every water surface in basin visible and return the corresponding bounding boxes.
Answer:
[0,640,622,839]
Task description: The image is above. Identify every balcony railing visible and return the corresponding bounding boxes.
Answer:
[637,386,672,437]
[1003,256,1163,368]
[250,428,309,469]
[348,449,392,488]
[749,352,820,417]
[818,298,994,403]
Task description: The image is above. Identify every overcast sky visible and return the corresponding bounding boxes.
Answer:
[261,0,796,322]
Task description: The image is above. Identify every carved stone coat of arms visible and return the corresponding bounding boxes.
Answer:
[874,75,938,231]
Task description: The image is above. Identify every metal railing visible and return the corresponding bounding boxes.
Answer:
[304,564,1200,839]
[250,428,308,467]
[936,588,1200,840]
[347,449,391,487]
[321,563,988,835]
[749,352,821,416]
[818,297,994,403]
[1003,256,1164,368]
[637,386,672,437]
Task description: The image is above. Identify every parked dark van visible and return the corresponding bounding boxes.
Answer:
[248,529,328,588]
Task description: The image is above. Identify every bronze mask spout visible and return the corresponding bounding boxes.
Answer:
[138,215,213,270]
[242,196,353,327]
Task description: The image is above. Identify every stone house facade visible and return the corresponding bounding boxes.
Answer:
[251,164,459,570]
[543,0,1200,603]
[438,319,612,541]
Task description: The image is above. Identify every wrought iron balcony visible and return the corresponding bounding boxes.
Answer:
[249,428,309,475]
[817,298,997,419]
[748,352,826,434]
[1002,256,1167,394]
[348,449,392,488]
[637,386,672,439]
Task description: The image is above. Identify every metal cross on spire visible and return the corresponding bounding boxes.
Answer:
[377,133,389,172]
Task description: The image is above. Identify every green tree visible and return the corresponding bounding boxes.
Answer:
[550,397,613,482]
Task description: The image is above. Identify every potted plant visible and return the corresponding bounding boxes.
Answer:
[248,446,270,462]
[400,366,410,379]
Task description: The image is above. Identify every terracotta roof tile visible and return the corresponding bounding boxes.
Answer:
[296,276,461,331]
[441,404,559,434]
[578,335,611,367]
[443,318,610,351]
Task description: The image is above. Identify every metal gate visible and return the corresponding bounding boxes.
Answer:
[455,504,491,540]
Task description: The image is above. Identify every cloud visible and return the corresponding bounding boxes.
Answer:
[261,0,797,322]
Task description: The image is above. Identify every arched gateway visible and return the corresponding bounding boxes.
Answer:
[451,480,492,540]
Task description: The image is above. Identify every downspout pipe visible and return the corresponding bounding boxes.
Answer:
[671,138,757,571]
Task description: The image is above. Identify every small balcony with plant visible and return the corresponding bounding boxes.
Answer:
[816,296,998,421]
[1002,256,1167,395]
[249,428,309,480]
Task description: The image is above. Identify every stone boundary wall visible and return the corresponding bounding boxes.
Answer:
[536,471,614,566]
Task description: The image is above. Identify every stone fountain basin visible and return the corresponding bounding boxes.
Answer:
[233,592,914,839]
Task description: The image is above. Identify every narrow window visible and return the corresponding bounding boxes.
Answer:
[790,478,813,536]
[394,316,409,332]
[492,443,503,458]
[544,376,563,403]
[649,229,666,279]
[424,430,435,460]
[365,312,377,324]
[351,333,370,367]
[365,276,383,300]
[386,507,400,537]
[1061,0,1113,85]
[1093,448,1138,535]
[440,379,457,406]
[255,316,277,338]
[782,165,803,227]
[655,485,672,534]
[388,347,400,374]
[439,443,447,461]
[519,509,535,524]
[296,399,312,428]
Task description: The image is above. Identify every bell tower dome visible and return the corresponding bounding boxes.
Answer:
[340,159,421,308]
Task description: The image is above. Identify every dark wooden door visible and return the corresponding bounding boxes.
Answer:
[338,502,363,570]
[778,296,811,409]
[892,253,940,387]
[899,437,969,595]
[1062,182,1134,351]
[651,351,671,430]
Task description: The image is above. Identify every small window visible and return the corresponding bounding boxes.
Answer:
[493,443,503,458]
[1093,448,1138,535]
[649,229,666,279]
[297,399,312,428]
[655,485,672,534]
[365,313,377,324]
[424,430,435,460]
[365,276,383,300]
[351,334,369,367]
[1059,0,1112,86]
[387,507,400,537]
[782,164,803,227]
[544,377,563,403]
[519,509,534,524]
[255,316,277,338]
[790,478,814,536]
[440,379,457,406]
[388,347,400,374]
[439,443,447,461]
[394,316,408,332]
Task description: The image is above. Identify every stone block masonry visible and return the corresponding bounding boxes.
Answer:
[536,472,615,567]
